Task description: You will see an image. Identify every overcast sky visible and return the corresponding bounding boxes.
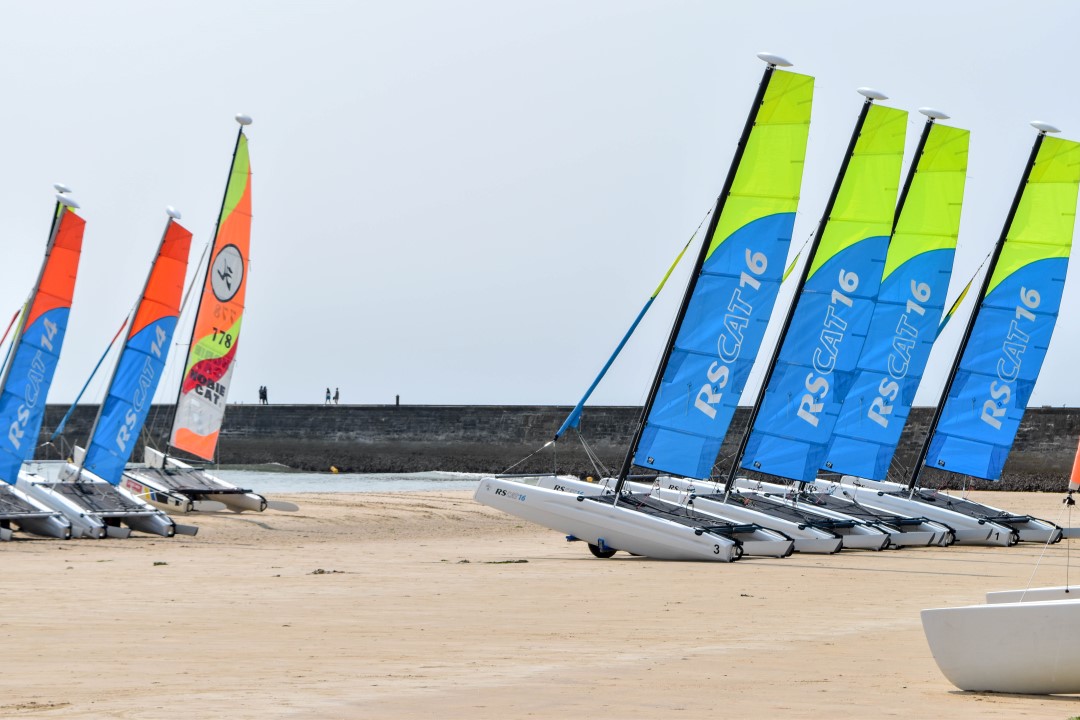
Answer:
[2,1,1079,408]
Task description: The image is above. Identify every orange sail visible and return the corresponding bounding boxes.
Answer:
[170,121,251,460]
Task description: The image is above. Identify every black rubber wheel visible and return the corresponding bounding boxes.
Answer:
[587,543,617,558]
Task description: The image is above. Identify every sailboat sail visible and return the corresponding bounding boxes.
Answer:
[627,67,814,480]
[0,198,85,484]
[170,124,252,460]
[83,217,192,484]
[823,120,970,480]
[740,102,908,482]
[923,134,1080,480]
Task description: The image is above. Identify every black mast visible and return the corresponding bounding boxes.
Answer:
[612,54,785,496]
[906,126,1050,490]
[722,89,883,492]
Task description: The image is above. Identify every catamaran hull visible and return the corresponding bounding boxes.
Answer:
[611,482,840,554]
[16,475,107,539]
[17,464,187,538]
[668,478,891,550]
[529,476,836,554]
[733,478,949,547]
[735,496,889,551]
[922,599,1080,694]
[650,490,841,554]
[475,477,740,562]
[528,476,794,558]
[205,492,267,513]
[119,475,195,513]
[0,484,73,539]
[123,447,267,514]
[811,480,1017,547]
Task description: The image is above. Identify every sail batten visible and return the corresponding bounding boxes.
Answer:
[169,125,252,461]
[623,67,814,481]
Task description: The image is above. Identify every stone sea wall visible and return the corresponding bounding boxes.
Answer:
[36,403,1080,490]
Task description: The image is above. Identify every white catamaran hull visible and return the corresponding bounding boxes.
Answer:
[121,447,267,514]
[532,476,842,554]
[527,476,794,558]
[922,598,1080,694]
[733,478,948,547]
[16,472,108,539]
[811,479,1017,547]
[0,483,73,540]
[474,477,742,562]
[662,477,891,551]
[17,461,190,538]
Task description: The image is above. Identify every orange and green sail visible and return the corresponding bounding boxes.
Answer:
[0,197,85,484]
[170,123,251,460]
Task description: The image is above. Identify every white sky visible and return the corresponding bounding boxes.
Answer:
[1,1,1078,407]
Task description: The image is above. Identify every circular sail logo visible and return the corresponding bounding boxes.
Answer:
[211,244,244,302]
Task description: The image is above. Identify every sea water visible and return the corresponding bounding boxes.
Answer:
[213,469,482,494]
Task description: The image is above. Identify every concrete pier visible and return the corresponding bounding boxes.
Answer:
[35,404,1080,488]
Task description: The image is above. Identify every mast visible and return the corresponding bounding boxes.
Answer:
[612,52,789,495]
[79,208,180,476]
[722,89,883,492]
[165,114,251,460]
[891,109,943,231]
[906,123,1052,490]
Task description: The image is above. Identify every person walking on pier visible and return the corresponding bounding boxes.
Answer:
[333,388,340,405]
[325,387,332,405]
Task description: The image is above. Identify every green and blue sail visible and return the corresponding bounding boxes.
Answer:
[740,103,908,482]
[628,68,814,480]
[923,135,1080,480]
[823,121,970,480]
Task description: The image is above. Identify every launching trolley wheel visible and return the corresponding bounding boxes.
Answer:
[587,543,617,559]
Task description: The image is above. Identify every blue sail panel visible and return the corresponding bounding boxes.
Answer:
[0,309,70,483]
[740,236,889,481]
[83,317,178,484]
[636,212,793,478]
[924,257,1066,479]
[823,248,954,478]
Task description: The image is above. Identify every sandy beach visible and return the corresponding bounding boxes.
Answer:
[3,489,1079,719]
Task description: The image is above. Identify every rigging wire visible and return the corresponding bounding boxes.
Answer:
[1019,496,1076,601]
